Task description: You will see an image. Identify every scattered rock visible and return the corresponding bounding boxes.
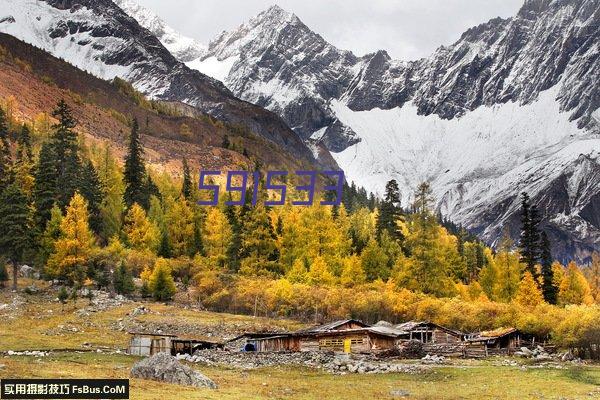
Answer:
[6,350,49,357]
[390,389,410,397]
[129,306,150,317]
[174,350,429,375]
[421,354,445,364]
[130,353,217,389]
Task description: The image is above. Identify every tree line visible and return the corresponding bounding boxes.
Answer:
[0,100,599,340]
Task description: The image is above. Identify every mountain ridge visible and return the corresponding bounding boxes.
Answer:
[0,0,336,170]
[117,0,600,262]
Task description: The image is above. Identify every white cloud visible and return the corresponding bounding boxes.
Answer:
[136,0,524,60]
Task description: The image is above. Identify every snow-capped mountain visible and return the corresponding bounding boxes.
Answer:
[0,0,330,169]
[118,0,599,261]
[112,0,206,62]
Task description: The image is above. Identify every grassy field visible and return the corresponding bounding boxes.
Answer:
[2,353,600,400]
[2,285,600,399]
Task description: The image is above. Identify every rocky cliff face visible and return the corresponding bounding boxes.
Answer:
[120,0,600,261]
[0,0,333,169]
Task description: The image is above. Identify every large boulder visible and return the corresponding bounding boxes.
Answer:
[130,353,217,389]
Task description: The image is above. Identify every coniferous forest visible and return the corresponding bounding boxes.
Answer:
[0,98,600,354]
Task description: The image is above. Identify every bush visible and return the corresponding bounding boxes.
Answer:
[148,258,177,301]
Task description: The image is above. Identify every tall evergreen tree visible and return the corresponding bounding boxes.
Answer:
[16,124,32,161]
[376,179,404,242]
[181,157,192,200]
[0,183,32,290]
[0,108,12,189]
[124,118,148,209]
[539,232,558,304]
[519,192,541,277]
[51,100,82,208]
[80,160,104,235]
[33,143,58,230]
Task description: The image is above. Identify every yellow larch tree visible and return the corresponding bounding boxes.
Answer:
[202,207,232,268]
[123,203,160,252]
[559,261,594,305]
[46,193,95,283]
[515,271,544,308]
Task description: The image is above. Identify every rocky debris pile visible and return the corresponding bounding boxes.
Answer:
[514,346,583,364]
[75,290,129,315]
[6,350,49,357]
[130,353,217,389]
[327,355,430,375]
[421,354,446,364]
[0,295,25,319]
[175,350,430,375]
[176,350,334,370]
[514,346,553,361]
[19,265,38,279]
[129,306,150,317]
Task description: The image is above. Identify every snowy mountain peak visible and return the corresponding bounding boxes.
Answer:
[112,0,206,62]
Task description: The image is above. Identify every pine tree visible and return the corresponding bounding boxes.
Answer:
[33,143,58,230]
[413,181,434,214]
[51,100,82,209]
[80,159,104,235]
[13,124,35,197]
[57,286,69,308]
[539,232,558,304]
[0,108,12,189]
[149,258,177,301]
[181,158,192,200]
[376,179,403,241]
[0,183,32,290]
[239,205,280,277]
[113,263,135,295]
[519,192,541,277]
[47,193,95,284]
[224,199,242,271]
[39,205,63,267]
[16,124,32,161]
[124,118,148,209]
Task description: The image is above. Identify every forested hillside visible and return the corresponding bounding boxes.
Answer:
[0,30,599,354]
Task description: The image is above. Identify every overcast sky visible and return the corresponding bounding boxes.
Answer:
[136,0,524,60]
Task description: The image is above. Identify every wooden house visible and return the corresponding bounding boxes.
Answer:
[464,327,524,356]
[247,320,405,353]
[127,332,176,356]
[128,332,223,356]
[393,321,464,344]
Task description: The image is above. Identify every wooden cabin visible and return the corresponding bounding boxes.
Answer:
[171,338,223,355]
[393,321,463,344]
[464,327,524,356]
[248,320,405,354]
[128,332,223,356]
[127,332,176,356]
